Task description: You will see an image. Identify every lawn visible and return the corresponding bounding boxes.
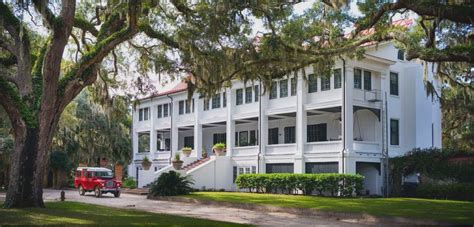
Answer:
[183,192,474,224]
[0,201,246,226]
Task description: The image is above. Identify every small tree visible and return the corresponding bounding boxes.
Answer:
[149,171,194,196]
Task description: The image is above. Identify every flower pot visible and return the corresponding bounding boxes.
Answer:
[213,148,226,156]
[182,149,192,157]
[172,160,183,170]
[142,161,151,170]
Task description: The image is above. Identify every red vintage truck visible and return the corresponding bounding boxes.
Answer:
[74,167,121,198]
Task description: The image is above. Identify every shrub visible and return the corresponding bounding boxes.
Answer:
[235,173,364,197]
[415,183,474,201]
[122,177,137,189]
[149,171,194,196]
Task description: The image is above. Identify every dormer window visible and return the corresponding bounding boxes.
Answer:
[397,49,405,60]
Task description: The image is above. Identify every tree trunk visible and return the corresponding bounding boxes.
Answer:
[3,128,42,208]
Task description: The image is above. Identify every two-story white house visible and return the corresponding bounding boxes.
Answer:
[128,41,442,195]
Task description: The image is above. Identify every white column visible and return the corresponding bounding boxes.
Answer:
[171,99,179,162]
[132,108,139,161]
[150,105,157,155]
[226,89,234,156]
[295,71,306,173]
[259,85,269,173]
[194,94,202,158]
[342,67,354,174]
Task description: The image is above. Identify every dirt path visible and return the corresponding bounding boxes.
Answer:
[1,189,365,226]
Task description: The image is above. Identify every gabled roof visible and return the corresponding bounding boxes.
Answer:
[138,77,190,101]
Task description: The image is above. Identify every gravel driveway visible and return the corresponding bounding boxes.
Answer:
[1,189,364,226]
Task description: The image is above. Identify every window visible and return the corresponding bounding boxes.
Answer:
[307,124,327,142]
[213,133,226,144]
[269,81,278,99]
[235,132,238,146]
[284,126,295,144]
[165,138,170,150]
[397,49,405,60]
[354,69,362,89]
[185,99,191,113]
[268,128,279,145]
[156,134,162,151]
[204,98,210,111]
[321,76,330,91]
[291,77,297,96]
[179,100,185,115]
[364,71,371,91]
[163,104,169,117]
[138,107,150,121]
[308,74,318,93]
[390,72,399,96]
[236,166,256,179]
[280,79,288,97]
[184,136,194,149]
[254,85,259,101]
[223,92,227,107]
[334,69,342,89]
[266,163,294,173]
[306,162,338,173]
[233,166,237,182]
[249,130,257,146]
[157,105,163,118]
[212,94,221,109]
[138,132,150,153]
[390,119,399,145]
[236,89,243,105]
[245,87,253,103]
[238,131,249,146]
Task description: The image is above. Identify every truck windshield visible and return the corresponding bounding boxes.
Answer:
[93,171,113,178]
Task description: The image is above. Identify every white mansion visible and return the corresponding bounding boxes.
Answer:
[128,41,442,195]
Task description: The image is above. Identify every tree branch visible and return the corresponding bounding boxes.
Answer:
[74,17,99,36]
[32,0,57,29]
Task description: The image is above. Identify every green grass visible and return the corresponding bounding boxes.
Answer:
[183,192,474,224]
[0,201,246,226]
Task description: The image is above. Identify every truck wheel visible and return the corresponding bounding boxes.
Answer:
[94,186,102,198]
[79,185,85,196]
[114,190,121,198]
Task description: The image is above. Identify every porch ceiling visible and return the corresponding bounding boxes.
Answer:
[202,121,226,128]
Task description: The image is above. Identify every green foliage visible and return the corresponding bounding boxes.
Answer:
[149,171,194,196]
[212,143,225,149]
[49,150,72,172]
[390,148,474,183]
[235,173,364,197]
[173,153,181,161]
[53,90,131,166]
[442,88,474,152]
[416,183,474,202]
[182,147,192,152]
[122,177,137,189]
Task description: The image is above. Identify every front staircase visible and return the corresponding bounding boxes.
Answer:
[182,157,211,171]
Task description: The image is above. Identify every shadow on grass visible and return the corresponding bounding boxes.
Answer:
[0,201,247,226]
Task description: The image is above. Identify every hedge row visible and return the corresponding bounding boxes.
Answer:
[235,173,364,197]
[416,183,474,201]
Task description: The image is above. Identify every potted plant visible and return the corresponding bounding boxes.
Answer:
[181,147,192,157]
[213,143,226,156]
[172,153,183,170]
[202,146,208,159]
[142,156,151,170]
